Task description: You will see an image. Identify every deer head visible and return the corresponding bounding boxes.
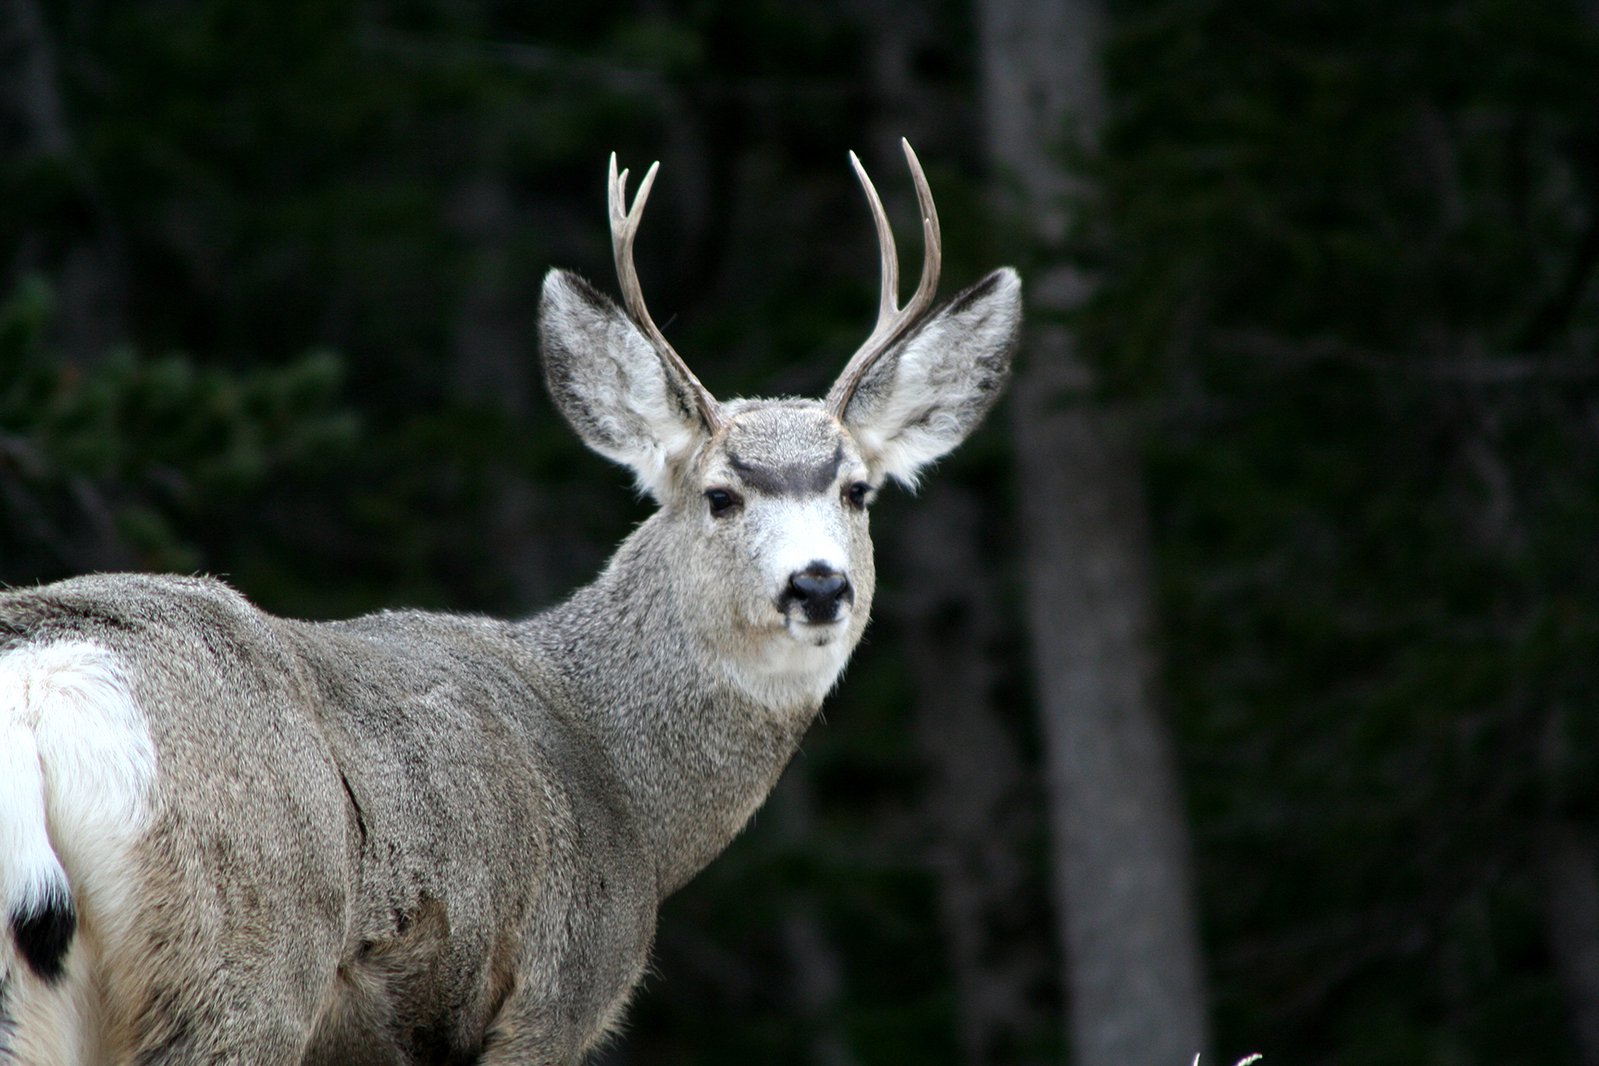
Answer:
[539,141,1020,702]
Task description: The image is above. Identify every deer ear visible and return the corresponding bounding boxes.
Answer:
[540,269,707,500]
[840,268,1021,487]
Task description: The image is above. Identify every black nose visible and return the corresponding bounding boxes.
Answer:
[783,565,853,623]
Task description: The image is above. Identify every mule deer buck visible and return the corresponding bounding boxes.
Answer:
[0,139,1020,1064]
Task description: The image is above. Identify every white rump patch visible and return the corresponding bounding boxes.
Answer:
[0,723,69,922]
[0,642,156,926]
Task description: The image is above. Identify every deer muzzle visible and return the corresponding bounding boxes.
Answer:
[780,564,854,625]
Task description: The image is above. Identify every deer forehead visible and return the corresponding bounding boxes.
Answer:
[706,402,864,494]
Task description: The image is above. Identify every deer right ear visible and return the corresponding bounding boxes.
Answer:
[838,268,1020,488]
[540,269,708,500]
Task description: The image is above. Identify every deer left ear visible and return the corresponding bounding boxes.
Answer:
[540,268,708,501]
[840,268,1021,487]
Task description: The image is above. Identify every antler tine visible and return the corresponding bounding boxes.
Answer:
[902,138,942,317]
[607,153,725,433]
[849,150,900,328]
[826,138,944,419]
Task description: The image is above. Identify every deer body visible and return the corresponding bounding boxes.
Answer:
[0,143,1020,1064]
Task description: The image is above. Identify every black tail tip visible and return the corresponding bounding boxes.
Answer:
[11,888,76,983]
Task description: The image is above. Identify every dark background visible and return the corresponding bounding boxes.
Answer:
[5,1,1599,1063]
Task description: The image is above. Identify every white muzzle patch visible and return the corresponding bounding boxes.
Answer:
[762,499,853,634]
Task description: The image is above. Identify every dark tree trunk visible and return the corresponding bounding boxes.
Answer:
[898,484,1051,1064]
[975,0,1211,1063]
[1010,390,1209,1066]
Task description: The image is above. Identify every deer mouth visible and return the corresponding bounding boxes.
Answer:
[775,592,853,636]
[796,615,846,637]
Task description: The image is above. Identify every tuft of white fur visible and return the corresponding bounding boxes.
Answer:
[0,641,156,935]
[720,631,853,712]
[0,722,70,928]
[0,641,151,1065]
[0,950,101,1065]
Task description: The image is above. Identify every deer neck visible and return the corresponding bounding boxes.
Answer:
[522,513,840,896]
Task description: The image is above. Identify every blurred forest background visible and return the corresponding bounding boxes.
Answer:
[5,0,1599,1063]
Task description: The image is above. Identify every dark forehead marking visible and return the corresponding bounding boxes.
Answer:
[728,442,844,497]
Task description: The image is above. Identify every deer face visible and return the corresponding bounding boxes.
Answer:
[539,141,1021,705]
[690,401,877,651]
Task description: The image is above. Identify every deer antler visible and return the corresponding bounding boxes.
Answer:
[608,153,726,434]
[825,138,943,419]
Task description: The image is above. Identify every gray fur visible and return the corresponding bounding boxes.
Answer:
[0,223,1019,1065]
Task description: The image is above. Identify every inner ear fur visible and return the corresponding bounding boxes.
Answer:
[539,269,707,500]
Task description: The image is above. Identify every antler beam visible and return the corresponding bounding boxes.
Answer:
[608,154,726,434]
[825,138,943,419]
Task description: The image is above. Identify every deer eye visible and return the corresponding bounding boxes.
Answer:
[845,481,873,511]
[704,488,743,518]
